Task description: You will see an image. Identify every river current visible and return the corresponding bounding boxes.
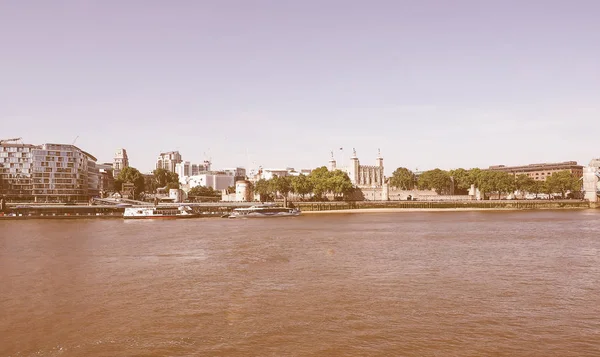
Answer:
[1,210,600,356]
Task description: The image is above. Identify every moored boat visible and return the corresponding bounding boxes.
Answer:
[123,205,199,219]
[228,204,301,218]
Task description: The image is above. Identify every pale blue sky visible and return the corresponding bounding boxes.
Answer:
[1,0,599,174]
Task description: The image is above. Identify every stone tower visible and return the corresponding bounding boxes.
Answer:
[583,166,599,202]
[329,151,336,171]
[376,148,383,168]
[348,148,360,185]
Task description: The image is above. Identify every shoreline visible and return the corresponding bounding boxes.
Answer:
[300,207,594,214]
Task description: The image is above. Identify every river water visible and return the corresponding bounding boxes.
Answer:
[1,210,600,356]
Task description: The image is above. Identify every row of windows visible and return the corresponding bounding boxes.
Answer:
[0,152,31,158]
[0,146,32,153]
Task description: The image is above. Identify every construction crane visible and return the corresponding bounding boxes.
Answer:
[0,137,23,145]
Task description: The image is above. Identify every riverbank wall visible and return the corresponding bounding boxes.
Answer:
[293,200,592,212]
[0,200,594,220]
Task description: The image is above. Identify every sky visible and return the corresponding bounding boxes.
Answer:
[1,0,599,175]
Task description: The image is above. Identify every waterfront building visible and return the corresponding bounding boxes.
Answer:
[181,173,234,191]
[87,160,100,198]
[487,161,584,181]
[0,141,99,202]
[156,151,182,173]
[113,148,129,178]
[329,148,384,187]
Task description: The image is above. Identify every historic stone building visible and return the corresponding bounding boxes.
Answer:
[329,149,385,188]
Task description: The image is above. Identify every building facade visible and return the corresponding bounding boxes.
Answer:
[223,167,247,182]
[156,151,182,173]
[97,163,115,195]
[329,149,384,187]
[0,142,99,202]
[182,173,234,191]
[175,161,191,179]
[488,161,584,181]
[113,148,129,178]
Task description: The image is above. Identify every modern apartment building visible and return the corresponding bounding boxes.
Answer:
[0,142,99,202]
[156,151,182,173]
[175,160,212,179]
[113,148,129,178]
[488,161,584,181]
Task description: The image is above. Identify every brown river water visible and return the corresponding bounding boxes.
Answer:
[1,210,600,356]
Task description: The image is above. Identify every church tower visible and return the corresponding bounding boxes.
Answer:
[329,151,336,171]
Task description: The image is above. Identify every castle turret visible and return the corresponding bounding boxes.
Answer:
[376,149,384,186]
[376,148,383,168]
[329,151,336,171]
[348,148,360,185]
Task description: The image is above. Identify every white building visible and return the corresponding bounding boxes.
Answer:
[175,161,191,178]
[182,173,234,191]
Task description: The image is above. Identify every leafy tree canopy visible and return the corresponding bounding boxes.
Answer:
[417,169,452,194]
[116,167,145,195]
[390,167,416,190]
[188,185,219,197]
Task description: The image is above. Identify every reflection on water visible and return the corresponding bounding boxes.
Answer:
[2,210,600,356]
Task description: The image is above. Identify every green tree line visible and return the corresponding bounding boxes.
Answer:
[253,166,354,203]
[390,167,581,199]
[113,167,181,198]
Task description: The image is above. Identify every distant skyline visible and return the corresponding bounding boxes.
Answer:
[1,0,599,175]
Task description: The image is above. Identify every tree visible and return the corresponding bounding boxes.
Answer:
[417,169,452,194]
[529,180,542,197]
[546,170,581,198]
[188,186,219,197]
[153,168,179,189]
[291,174,313,199]
[253,179,272,202]
[497,172,515,199]
[515,174,534,198]
[449,168,471,194]
[272,176,292,206]
[116,167,145,197]
[390,167,416,190]
[143,175,157,194]
[309,166,331,199]
[328,170,354,199]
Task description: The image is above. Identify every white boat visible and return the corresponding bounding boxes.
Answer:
[123,206,199,219]
[228,204,301,218]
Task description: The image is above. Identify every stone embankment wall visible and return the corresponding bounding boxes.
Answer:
[294,200,591,212]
